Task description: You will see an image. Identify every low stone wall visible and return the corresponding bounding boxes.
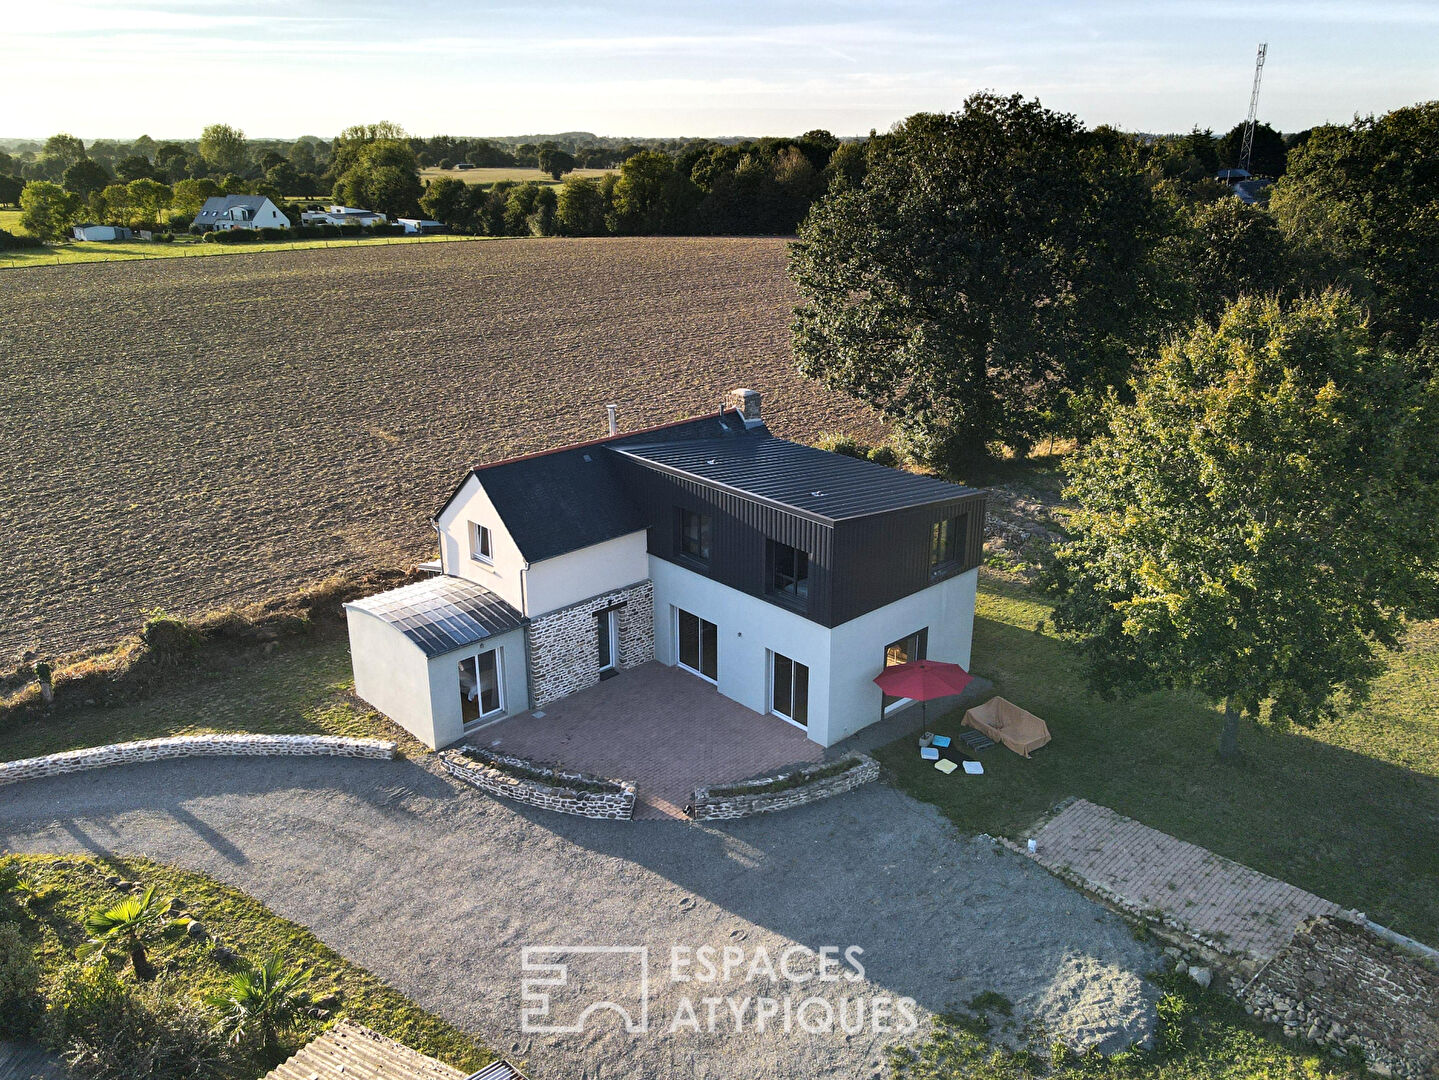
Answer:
[439,746,636,821]
[1238,916,1439,1079]
[689,754,879,820]
[0,734,397,786]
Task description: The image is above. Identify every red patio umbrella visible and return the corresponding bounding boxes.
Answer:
[873,660,974,728]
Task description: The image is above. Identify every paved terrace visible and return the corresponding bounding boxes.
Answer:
[1028,799,1350,963]
[474,662,825,819]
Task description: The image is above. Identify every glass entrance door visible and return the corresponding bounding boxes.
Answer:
[597,609,618,675]
[459,649,503,725]
[770,652,809,728]
[676,608,718,682]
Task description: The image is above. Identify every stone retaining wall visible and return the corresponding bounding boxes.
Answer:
[439,746,636,820]
[1238,916,1439,1079]
[0,734,397,786]
[689,754,879,820]
[526,581,655,708]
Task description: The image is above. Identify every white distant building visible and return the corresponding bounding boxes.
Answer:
[193,195,290,232]
[301,205,388,227]
[397,218,445,234]
[71,224,133,242]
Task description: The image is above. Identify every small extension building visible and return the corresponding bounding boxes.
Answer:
[346,389,986,750]
[71,223,133,241]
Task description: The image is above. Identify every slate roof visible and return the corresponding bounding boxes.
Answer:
[444,410,760,564]
[194,194,275,223]
[345,575,525,657]
[615,434,977,521]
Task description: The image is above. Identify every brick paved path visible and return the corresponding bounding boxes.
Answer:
[472,662,824,819]
[1028,799,1350,962]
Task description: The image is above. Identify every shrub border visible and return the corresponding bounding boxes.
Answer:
[0,734,397,786]
[688,754,879,820]
[439,746,636,820]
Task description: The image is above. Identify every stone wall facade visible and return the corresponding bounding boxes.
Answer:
[526,580,654,708]
[1238,916,1439,1079]
[0,734,397,787]
[689,754,879,820]
[439,746,636,820]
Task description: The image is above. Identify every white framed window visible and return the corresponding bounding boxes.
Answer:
[471,522,494,564]
[676,608,718,683]
[459,648,504,725]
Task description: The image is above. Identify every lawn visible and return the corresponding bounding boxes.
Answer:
[0,230,481,269]
[419,165,617,187]
[1,853,492,1076]
[0,634,429,762]
[877,573,1439,944]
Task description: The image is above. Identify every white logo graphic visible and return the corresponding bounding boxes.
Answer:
[520,946,649,1034]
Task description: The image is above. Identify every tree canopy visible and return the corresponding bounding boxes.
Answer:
[1047,292,1439,756]
[790,93,1157,470]
[1217,121,1288,177]
[331,138,422,217]
[19,181,81,241]
[198,123,249,174]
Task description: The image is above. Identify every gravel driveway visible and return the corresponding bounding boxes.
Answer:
[0,757,1159,1079]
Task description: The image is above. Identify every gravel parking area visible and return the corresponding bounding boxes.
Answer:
[0,757,1159,1078]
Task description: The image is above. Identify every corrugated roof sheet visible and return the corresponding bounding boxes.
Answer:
[263,1020,470,1080]
[346,575,525,657]
[614,435,977,521]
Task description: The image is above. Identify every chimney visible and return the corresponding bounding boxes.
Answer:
[727,388,762,427]
[606,403,618,436]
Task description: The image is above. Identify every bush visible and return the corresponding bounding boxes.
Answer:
[257,226,288,241]
[43,962,229,1080]
[0,227,44,251]
[866,444,902,468]
[167,214,192,232]
[150,232,175,244]
[813,432,871,459]
[0,922,42,1038]
[201,228,260,244]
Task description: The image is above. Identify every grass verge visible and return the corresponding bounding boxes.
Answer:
[1,853,492,1076]
[888,973,1361,1080]
[877,573,1439,943]
[0,231,482,269]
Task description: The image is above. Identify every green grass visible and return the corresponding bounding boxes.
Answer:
[0,231,484,270]
[419,165,616,187]
[878,574,1439,944]
[889,974,1361,1080]
[2,854,492,1076]
[0,634,429,762]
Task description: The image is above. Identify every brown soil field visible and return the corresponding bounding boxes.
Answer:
[0,237,879,658]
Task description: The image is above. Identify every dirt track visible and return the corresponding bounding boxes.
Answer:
[0,237,878,658]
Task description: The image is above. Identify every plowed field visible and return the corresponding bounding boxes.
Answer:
[0,237,878,657]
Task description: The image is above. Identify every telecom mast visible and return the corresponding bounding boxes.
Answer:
[1238,43,1268,175]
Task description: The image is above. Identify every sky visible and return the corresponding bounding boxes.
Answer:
[8,0,1438,140]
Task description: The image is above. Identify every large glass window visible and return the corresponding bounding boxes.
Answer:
[677,508,712,561]
[929,514,966,572]
[459,649,503,724]
[771,652,809,728]
[882,629,928,711]
[769,541,809,602]
[677,609,718,682]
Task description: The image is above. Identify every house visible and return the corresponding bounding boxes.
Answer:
[193,194,290,232]
[71,223,133,241]
[301,204,388,227]
[397,217,446,234]
[346,389,986,750]
[453,162,478,171]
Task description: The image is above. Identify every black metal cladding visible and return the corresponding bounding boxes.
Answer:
[612,454,985,629]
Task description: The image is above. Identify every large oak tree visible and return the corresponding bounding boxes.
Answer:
[1048,293,1439,757]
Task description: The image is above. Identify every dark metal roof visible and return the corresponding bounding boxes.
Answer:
[614,434,977,522]
[346,576,525,657]
[438,410,760,564]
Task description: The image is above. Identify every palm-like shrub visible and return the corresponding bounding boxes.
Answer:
[206,952,312,1054]
[78,885,173,981]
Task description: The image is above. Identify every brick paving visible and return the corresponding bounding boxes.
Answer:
[470,661,824,819]
[1028,799,1349,962]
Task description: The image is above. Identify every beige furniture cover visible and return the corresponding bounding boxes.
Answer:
[963,697,1051,758]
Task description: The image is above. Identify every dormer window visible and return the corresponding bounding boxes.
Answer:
[471,522,493,564]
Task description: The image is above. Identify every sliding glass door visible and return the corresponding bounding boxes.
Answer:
[676,608,718,682]
[770,652,809,728]
[459,648,503,725]
[882,629,927,712]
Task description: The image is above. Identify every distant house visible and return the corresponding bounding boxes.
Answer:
[453,162,478,171]
[397,217,445,234]
[193,195,290,233]
[301,204,388,227]
[71,224,133,242]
